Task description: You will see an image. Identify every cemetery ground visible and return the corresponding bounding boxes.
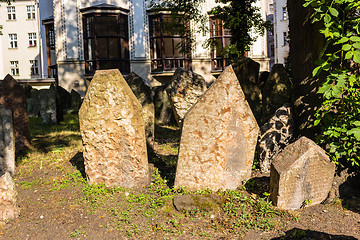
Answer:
[1,114,360,240]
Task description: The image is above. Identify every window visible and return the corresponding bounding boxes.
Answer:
[9,34,17,48]
[269,4,274,14]
[10,61,19,76]
[27,5,36,19]
[30,60,39,75]
[282,7,287,20]
[283,32,288,46]
[82,13,130,75]
[43,21,57,78]
[149,14,191,72]
[28,33,37,47]
[209,18,232,71]
[7,6,16,20]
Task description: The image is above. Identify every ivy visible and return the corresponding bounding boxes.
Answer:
[304,0,360,170]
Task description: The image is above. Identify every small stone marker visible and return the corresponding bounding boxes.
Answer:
[79,69,149,188]
[262,64,293,123]
[174,65,259,191]
[71,89,82,112]
[39,87,57,124]
[125,72,155,150]
[258,104,294,174]
[270,137,335,210]
[166,68,207,126]
[0,74,30,152]
[0,105,15,176]
[231,58,262,123]
[0,172,19,221]
[153,85,177,125]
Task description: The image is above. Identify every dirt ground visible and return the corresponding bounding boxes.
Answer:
[1,115,359,240]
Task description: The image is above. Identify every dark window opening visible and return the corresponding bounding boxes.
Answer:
[149,14,191,72]
[43,21,58,79]
[209,18,232,71]
[83,13,130,75]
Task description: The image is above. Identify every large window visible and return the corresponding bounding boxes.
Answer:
[30,60,39,75]
[27,5,36,20]
[10,61,19,76]
[149,14,191,72]
[82,13,130,75]
[7,6,16,20]
[209,18,232,71]
[9,34,17,48]
[28,33,37,47]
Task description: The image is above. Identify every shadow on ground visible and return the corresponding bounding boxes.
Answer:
[271,228,358,240]
[69,152,87,179]
[245,176,270,197]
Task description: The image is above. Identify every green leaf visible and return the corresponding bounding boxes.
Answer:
[354,42,360,49]
[329,7,339,17]
[345,51,353,59]
[312,66,322,76]
[324,14,331,23]
[347,128,360,141]
[331,86,342,98]
[318,84,331,93]
[350,36,360,42]
[354,50,360,63]
[337,76,346,87]
[342,44,352,51]
[352,121,360,127]
[314,119,321,126]
[336,37,349,44]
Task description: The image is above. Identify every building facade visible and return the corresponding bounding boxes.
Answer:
[0,0,43,81]
[44,0,272,96]
[273,0,289,64]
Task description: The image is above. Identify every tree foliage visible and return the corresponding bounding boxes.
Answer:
[304,0,360,170]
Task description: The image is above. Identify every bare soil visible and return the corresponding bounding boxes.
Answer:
[1,115,359,240]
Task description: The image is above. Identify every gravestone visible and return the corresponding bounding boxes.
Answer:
[71,89,82,113]
[174,65,259,191]
[258,104,294,174]
[24,84,33,98]
[0,74,30,152]
[166,68,207,126]
[79,69,150,188]
[0,105,15,176]
[262,64,293,124]
[125,72,155,150]
[39,87,57,124]
[27,89,40,117]
[57,85,72,111]
[50,84,64,123]
[270,137,335,210]
[231,58,262,123]
[153,85,177,125]
[0,172,19,221]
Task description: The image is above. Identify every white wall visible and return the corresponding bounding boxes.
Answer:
[273,0,289,64]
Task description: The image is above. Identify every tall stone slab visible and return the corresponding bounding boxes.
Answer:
[79,69,149,188]
[125,72,155,151]
[270,137,335,210]
[153,85,177,125]
[38,87,57,124]
[27,89,40,117]
[174,65,259,191]
[0,105,15,176]
[258,104,294,174]
[166,68,207,126]
[262,64,293,124]
[50,84,64,123]
[0,172,19,221]
[231,58,262,123]
[0,74,30,152]
[71,89,82,113]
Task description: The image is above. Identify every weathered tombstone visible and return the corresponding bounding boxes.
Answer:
[27,88,40,117]
[174,65,259,191]
[0,172,19,221]
[153,85,177,125]
[0,74,30,152]
[125,72,155,150]
[258,104,294,174]
[270,137,335,210]
[56,85,72,110]
[50,84,64,123]
[259,71,270,89]
[79,69,150,188]
[24,84,33,98]
[0,105,15,176]
[71,89,82,113]
[38,87,57,124]
[231,58,262,123]
[166,68,207,126]
[262,64,293,124]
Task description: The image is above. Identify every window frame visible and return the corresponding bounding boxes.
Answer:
[28,33,37,47]
[283,32,288,46]
[27,5,36,20]
[9,34,18,48]
[30,60,39,75]
[7,6,16,20]
[43,20,57,78]
[82,12,130,75]
[148,13,191,73]
[10,61,19,76]
[209,17,232,71]
[282,7,287,21]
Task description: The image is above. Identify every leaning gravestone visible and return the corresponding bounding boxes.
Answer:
[153,85,177,125]
[57,85,72,110]
[258,104,294,174]
[0,172,19,221]
[71,89,82,113]
[79,69,150,188]
[38,86,57,124]
[0,74,30,152]
[231,58,262,123]
[270,137,335,210]
[174,65,259,191]
[0,105,15,176]
[125,72,155,150]
[262,64,293,124]
[166,68,207,126]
